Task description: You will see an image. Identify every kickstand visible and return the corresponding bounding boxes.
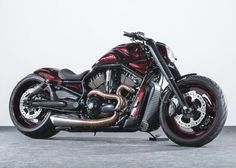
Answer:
[148,132,169,141]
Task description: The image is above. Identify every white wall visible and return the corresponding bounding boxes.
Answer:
[0,0,235,126]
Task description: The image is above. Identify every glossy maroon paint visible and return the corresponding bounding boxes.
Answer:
[34,68,83,92]
[34,68,62,85]
[97,54,118,64]
[115,47,129,56]
[164,84,217,139]
[116,43,146,58]
[93,43,150,74]
[129,60,149,74]
[130,87,146,117]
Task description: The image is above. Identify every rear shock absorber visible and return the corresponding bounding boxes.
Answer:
[27,82,47,100]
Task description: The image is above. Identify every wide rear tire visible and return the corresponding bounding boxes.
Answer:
[9,74,58,139]
[160,75,227,147]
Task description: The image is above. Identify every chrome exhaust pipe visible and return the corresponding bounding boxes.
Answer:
[116,84,135,95]
[50,85,134,128]
[50,112,119,127]
[116,84,135,107]
[88,89,124,110]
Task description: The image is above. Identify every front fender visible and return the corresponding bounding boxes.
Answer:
[162,73,197,95]
[176,73,197,81]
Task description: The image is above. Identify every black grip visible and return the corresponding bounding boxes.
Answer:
[123,31,135,38]
[123,31,148,41]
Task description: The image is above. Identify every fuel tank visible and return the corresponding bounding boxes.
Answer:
[93,43,150,74]
[93,42,168,75]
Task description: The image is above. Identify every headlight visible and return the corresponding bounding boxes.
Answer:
[166,45,177,63]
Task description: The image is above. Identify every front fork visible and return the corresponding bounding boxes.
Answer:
[147,39,190,114]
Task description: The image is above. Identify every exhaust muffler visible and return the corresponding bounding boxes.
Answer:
[50,112,119,127]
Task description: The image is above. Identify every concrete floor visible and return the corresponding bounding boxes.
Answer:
[0,127,235,168]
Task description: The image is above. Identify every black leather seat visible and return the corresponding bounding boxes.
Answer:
[58,69,89,81]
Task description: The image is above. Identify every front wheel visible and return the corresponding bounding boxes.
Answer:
[160,75,227,147]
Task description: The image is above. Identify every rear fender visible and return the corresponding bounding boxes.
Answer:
[34,68,62,85]
[34,68,83,94]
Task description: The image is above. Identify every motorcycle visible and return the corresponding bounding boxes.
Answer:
[9,32,227,147]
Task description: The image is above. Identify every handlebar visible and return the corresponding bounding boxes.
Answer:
[123,31,149,41]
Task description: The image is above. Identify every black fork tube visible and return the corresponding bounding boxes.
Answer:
[147,39,189,110]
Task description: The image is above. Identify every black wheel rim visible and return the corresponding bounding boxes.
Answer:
[163,82,217,139]
[11,81,50,129]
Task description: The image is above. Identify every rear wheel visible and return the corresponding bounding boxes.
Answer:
[160,75,227,147]
[9,74,58,139]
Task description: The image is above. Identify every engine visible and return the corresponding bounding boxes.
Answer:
[86,96,115,118]
[88,72,106,91]
[86,69,141,119]
[88,70,142,90]
[120,71,142,87]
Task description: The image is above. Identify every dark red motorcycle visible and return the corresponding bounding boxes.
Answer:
[9,32,227,147]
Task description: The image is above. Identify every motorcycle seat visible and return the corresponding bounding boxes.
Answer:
[58,69,89,81]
